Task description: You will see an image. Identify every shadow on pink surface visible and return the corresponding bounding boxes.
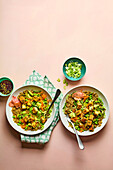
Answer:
[21,142,45,149]
[64,75,84,85]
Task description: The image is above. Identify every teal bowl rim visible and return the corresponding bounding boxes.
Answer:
[0,77,14,96]
[63,57,86,81]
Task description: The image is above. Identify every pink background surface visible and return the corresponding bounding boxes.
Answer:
[0,1,113,170]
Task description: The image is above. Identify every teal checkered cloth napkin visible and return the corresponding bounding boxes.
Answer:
[20,70,63,144]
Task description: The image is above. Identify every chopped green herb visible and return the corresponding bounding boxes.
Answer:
[65,62,82,78]
[63,86,66,90]
[66,82,68,86]
[63,79,66,84]
[41,125,44,130]
[57,78,61,82]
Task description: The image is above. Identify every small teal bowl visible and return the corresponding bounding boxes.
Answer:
[63,57,86,81]
[0,77,14,97]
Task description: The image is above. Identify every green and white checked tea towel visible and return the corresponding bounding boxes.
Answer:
[20,70,63,144]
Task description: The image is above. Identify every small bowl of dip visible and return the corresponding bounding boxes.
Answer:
[0,77,14,96]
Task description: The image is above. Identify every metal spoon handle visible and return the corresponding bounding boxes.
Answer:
[47,89,61,113]
[76,133,84,150]
[72,123,84,150]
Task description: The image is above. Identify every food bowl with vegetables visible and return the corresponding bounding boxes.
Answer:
[63,57,86,81]
[59,85,109,136]
[6,85,55,135]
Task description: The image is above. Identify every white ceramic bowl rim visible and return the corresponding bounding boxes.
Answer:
[6,84,55,135]
[59,84,109,136]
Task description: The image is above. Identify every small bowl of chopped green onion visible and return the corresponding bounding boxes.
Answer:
[63,57,86,81]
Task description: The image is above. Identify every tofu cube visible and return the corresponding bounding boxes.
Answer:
[89,114,94,120]
[87,120,92,126]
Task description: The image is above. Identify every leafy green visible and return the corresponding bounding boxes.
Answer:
[65,62,82,78]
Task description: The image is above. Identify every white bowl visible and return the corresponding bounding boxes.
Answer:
[59,85,109,136]
[6,85,55,135]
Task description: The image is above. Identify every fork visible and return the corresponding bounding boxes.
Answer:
[66,116,84,150]
[47,89,61,114]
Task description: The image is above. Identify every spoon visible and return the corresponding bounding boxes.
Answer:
[47,89,61,114]
[67,116,84,150]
